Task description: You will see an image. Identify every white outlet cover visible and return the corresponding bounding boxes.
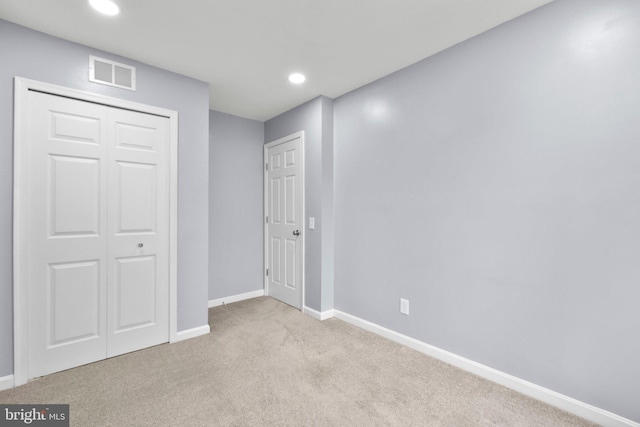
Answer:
[309,217,315,229]
[400,298,409,315]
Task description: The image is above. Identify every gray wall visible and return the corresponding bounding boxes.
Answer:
[0,20,210,377]
[320,97,335,313]
[333,0,640,422]
[209,110,264,300]
[265,96,334,312]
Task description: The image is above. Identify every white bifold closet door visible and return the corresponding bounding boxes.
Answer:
[26,90,169,378]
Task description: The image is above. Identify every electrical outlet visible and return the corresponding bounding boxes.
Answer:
[309,217,315,229]
[400,298,409,315]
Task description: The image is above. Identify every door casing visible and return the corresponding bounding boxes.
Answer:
[12,77,179,386]
[263,131,305,310]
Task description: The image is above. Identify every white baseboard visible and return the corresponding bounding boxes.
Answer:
[303,306,335,321]
[333,310,639,427]
[0,375,14,391]
[208,289,265,308]
[173,324,210,343]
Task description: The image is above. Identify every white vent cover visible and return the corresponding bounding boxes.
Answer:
[89,55,136,91]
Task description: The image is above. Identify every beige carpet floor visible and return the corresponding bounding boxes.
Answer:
[0,296,598,426]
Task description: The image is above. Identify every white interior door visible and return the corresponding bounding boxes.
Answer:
[107,107,169,357]
[265,133,304,309]
[27,92,109,377]
[26,90,169,378]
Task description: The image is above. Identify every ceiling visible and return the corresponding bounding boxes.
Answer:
[0,0,553,121]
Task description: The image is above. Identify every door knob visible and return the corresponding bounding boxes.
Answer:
[293,230,300,236]
[138,243,144,248]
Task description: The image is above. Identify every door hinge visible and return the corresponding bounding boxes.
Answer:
[265,163,268,171]
[266,216,268,223]
[266,268,269,276]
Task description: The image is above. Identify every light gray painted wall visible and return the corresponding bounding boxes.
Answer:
[265,97,331,311]
[209,110,264,300]
[0,19,210,377]
[333,0,640,422]
[320,97,335,313]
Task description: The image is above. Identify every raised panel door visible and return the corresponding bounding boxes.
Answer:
[107,108,169,357]
[266,136,302,308]
[26,91,169,378]
[27,92,108,378]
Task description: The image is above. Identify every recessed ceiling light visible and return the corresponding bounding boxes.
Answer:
[288,73,306,84]
[89,0,120,16]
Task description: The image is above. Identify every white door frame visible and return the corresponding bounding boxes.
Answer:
[263,131,305,309]
[12,77,179,386]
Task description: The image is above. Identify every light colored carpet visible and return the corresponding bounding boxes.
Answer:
[0,296,598,426]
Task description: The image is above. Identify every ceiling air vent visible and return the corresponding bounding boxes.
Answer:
[89,55,136,91]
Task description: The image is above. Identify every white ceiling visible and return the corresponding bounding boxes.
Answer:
[0,0,553,121]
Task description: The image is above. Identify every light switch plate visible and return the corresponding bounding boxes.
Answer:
[309,217,315,229]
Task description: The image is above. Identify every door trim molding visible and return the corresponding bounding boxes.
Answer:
[12,77,179,386]
[263,131,305,309]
